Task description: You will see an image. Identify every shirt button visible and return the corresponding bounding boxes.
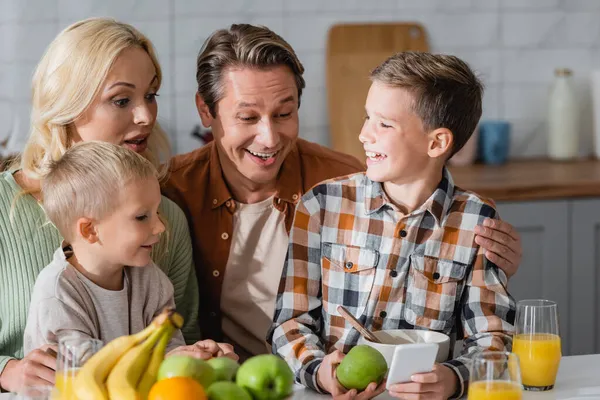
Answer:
[225,200,231,207]
[389,270,398,278]
[209,311,217,317]
[379,311,387,318]
[292,194,299,200]
[213,270,220,277]
[212,198,218,205]
[221,232,229,240]
[400,230,407,238]
[345,262,354,269]
[433,272,440,280]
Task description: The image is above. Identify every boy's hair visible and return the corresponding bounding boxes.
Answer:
[370,51,483,157]
[196,23,305,118]
[41,141,158,241]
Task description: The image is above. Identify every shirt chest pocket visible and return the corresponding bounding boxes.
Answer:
[321,243,379,319]
[404,254,468,332]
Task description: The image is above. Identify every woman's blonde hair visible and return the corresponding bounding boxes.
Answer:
[42,141,159,241]
[18,17,170,182]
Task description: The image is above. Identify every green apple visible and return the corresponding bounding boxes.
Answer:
[157,355,216,389]
[236,354,294,400]
[336,345,387,391]
[207,381,252,400]
[207,357,240,381]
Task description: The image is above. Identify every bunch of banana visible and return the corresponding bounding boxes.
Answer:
[73,308,183,400]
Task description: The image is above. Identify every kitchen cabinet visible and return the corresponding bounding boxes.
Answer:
[450,159,600,356]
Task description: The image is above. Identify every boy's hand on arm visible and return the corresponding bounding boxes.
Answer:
[0,345,57,392]
[474,218,522,278]
[166,340,238,361]
[388,364,458,400]
[316,351,386,400]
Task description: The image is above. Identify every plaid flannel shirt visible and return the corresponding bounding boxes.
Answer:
[268,169,515,398]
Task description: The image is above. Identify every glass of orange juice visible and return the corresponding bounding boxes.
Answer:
[54,336,102,400]
[513,299,561,391]
[468,351,522,400]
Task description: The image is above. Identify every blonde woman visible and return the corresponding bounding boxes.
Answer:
[0,18,227,393]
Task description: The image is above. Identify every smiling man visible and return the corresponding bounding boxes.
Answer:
[162,24,523,360]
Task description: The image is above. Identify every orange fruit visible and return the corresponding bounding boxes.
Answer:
[148,377,207,400]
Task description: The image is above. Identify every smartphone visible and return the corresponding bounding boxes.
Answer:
[385,343,439,390]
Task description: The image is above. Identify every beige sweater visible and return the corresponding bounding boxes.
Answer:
[23,246,185,354]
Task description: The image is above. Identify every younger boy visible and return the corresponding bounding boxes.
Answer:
[24,141,235,360]
[269,52,515,399]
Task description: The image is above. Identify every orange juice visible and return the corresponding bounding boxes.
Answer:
[512,333,561,387]
[468,380,522,400]
[54,370,78,400]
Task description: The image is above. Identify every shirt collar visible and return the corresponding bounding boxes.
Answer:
[363,167,455,226]
[208,141,304,209]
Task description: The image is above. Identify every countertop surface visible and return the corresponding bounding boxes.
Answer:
[448,158,600,202]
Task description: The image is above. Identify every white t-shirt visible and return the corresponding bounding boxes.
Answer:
[221,196,289,359]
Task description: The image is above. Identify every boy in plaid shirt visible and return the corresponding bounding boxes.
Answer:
[268,52,515,399]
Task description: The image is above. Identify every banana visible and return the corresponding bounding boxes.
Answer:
[106,325,168,400]
[73,309,172,400]
[137,324,176,400]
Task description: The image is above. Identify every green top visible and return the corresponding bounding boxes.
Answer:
[0,170,201,381]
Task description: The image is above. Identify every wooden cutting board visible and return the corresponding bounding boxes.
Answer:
[326,23,429,161]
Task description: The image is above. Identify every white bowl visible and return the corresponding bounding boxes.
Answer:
[358,329,451,366]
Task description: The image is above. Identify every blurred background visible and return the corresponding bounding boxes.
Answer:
[2,0,600,356]
[1,0,599,156]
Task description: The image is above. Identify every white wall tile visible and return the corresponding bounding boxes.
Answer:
[247,15,285,37]
[13,62,36,101]
[502,84,549,120]
[482,84,501,120]
[246,0,284,15]
[3,0,58,22]
[0,100,13,146]
[173,16,237,56]
[424,13,499,49]
[156,95,175,141]
[501,0,561,10]
[174,94,202,151]
[502,49,593,84]
[397,0,473,11]
[14,22,58,62]
[508,119,547,158]
[560,0,600,12]
[560,13,600,48]
[442,49,502,85]
[0,63,12,100]
[299,125,330,147]
[6,101,32,153]
[502,12,562,48]
[298,86,328,129]
[285,0,397,13]
[0,23,16,62]
[58,0,170,22]
[174,56,197,95]
[174,0,242,16]
[296,51,325,89]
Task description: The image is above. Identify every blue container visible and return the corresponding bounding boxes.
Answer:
[479,121,511,165]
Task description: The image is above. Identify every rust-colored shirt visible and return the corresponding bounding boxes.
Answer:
[162,139,365,340]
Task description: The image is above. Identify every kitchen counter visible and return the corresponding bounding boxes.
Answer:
[448,158,600,201]
[293,353,600,399]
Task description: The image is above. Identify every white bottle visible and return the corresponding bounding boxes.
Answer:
[548,68,579,160]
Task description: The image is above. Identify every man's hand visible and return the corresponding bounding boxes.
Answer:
[317,350,386,399]
[475,218,522,278]
[388,364,458,399]
[0,345,57,393]
[167,340,238,361]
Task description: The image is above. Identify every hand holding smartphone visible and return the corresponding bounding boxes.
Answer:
[385,343,438,390]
